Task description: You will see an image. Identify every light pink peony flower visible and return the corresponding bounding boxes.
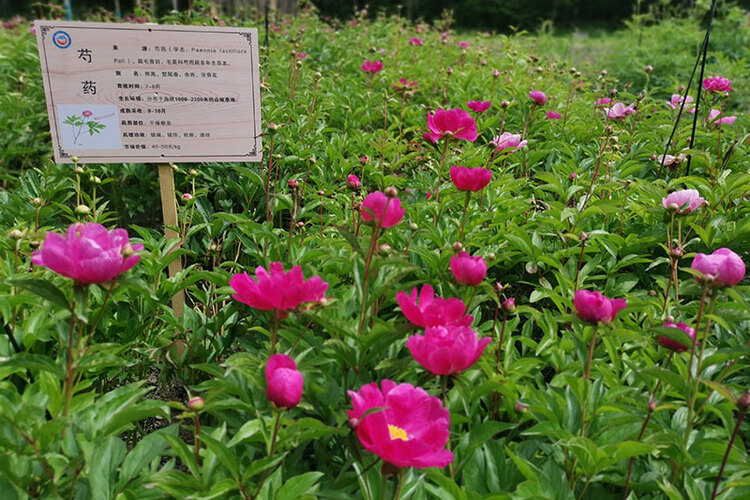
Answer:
[604,102,635,120]
[230,262,328,313]
[449,166,492,192]
[265,354,303,409]
[491,132,527,153]
[691,248,745,287]
[708,109,737,126]
[573,290,627,325]
[396,284,473,327]
[407,324,491,375]
[361,60,384,73]
[596,97,612,106]
[658,322,696,353]
[450,252,487,286]
[32,222,143,284]
[666,94,696,114]
[702,76,733,93]
[466,100,491,113]
[529,90,547,106]
[662,189,706,214]
[361,191,405,228]
[347,380,453,469]
[423,109,478,143]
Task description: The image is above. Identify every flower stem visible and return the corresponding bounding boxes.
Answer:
[194,413,201,466]
[459,191,471,241]
[685,288,716,443]
[584,326,598,380]
[63,284,80,417]
[711,405,747,499]
[252,411,283,500]
[358,225,381,335]
[573,237,587,292]
[434,138,450,208]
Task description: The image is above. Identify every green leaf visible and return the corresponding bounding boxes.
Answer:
[89,436,127,500]
[200,433,239,480]
[8,277,70,310]
[275,471,324,500]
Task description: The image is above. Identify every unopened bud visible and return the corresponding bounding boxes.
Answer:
[515,402,529,413]
[493,69,500,78]
[501,100,509,109]
[288,179,299,189]
[446,66,453,75]
[378,243,391,254]
[188,397,205,411]
[75,204,90,215]
[9,229,23,239]
[317,190,325,196]
[502,297,516,313]
[31,197,43,206]
[579,231,589,241]
[170,163,179,172]
[70,156,79,163]
[670,247,683,259]
[74,166,85,174]
[487,252,496,261]
[29,240,40,248]
[494,282,504,293]
[738,392,750,410]
[121,243,135,258]
[348,417,359,429]
[647,398,657,412]
[189,168,198,177]
[385,186,398,199]
[600,69,607,76]
[648,290,657,296]
[452,242,463,253]
[319,297,331,306]
[297,221,305,228]
[409,222,418,231]
[182,193,193,201]
[645,65,653,73]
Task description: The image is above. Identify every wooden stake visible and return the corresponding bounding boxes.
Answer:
[158,164,185,317]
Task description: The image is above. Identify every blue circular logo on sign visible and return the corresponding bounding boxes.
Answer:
[52,30,71,49]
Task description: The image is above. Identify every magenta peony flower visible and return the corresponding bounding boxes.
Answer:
[691,248,745,287]
[466,100,491,113]
[423,109,478,143]
[708,109,736,126]
[449,166,492,192]
[658,322,696,353]
[392,78,418,91]
[545,110,561,120]
[450,252,487,286]
[265,354,303,409]
[491,132,527,154]
[361,191,405,228]
[230,262,328,313]
[662,189,706,214]
[666,94,696,114]
[396,284,473,327]
[702,76,733,93]
[573,290,627,325]
[407,324,491,375]
[458,41,469,49]
[32,222,143,284]
[529,90,547,106]
[596,97,612,106]
[347,174,361,189]
[361,60,384,74]
[408,37,423,46]
[347,380,453,469]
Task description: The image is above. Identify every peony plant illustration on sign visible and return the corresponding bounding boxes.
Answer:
[63,109,106,145]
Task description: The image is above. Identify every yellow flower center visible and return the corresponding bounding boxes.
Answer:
[388,424,409,441]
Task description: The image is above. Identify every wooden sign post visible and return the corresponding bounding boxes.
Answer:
[35,21,263,316]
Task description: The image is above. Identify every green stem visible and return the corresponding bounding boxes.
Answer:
[459,191,471,241]
[584,326,598,380]
[63,284,79,417]
[711,406,746,499]
[252,412,283,500]
[358,225,382,335]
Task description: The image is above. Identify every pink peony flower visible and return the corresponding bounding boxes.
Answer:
[658,322,696,353]
[662,189,706,214]
[529,90,547,106]
[491,132,527,153]
[666,94,696,114]
[573,290,627,325]
[703,76,733,93]
[407,324,491,375]
[408,37,423,46]
[691,248,745,287]
[82,110,93,118]
[645,64,653,73]
[596,97,612,106]
[396,284,473,327]
[545,110,561,120]
[265,354,303,409]
[361,60,384,74]
[458,41,469,49]
[708,109,736,126]
[392,78,418,91]
[32,222,143,284]
[423,109,478,143]
[230,262,328,313]
[467,100,491,113]
[361,191,405,228]
[347,174,361,189]
[347,380,453,469]
[449,166,492,192]
[450,252,487,286]
[604,102,635,120]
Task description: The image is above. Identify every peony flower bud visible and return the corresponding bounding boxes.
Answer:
[187,396,205,411]
[265,354,303,409]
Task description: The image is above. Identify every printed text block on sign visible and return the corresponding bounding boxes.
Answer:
[35,21,262,164]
